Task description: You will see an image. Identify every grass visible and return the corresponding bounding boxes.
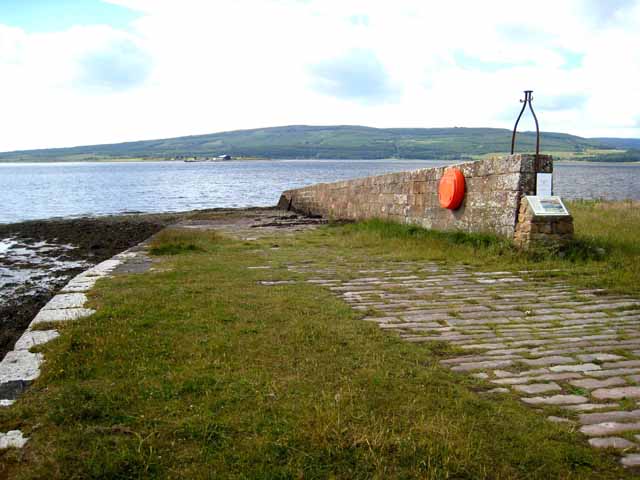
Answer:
[0,200,638,478]
[147,229,216,256]
[325,200,639,296]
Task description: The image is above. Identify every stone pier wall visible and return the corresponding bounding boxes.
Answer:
[278,154,573,246]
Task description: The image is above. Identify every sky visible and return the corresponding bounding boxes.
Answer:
[0,0,639,152]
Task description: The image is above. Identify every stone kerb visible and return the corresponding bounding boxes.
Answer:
[278,154,567,247]
[0,249,145,451]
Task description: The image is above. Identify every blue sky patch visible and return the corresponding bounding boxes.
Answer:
[310,49,399,104]
[539,94,588,111]
[76,38,151,92]
[349,14,369,26]
[560,50,584,70]
[0,0,139,32]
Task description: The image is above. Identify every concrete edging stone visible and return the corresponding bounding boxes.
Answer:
[0,248,145,449]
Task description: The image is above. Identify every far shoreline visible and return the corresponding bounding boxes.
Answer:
[1,156,639,165]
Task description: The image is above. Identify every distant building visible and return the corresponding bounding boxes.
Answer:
[218,154,232,160]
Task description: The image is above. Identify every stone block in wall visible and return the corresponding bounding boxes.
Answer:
[410,181,427,194]
[517,154,553,173]
[553,218,575,235]
[519,173,537,196]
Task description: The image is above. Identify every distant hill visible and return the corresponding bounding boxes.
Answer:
[591,138,640,150]
[0,125,637,162]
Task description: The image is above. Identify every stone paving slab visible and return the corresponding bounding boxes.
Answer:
[30,307,96,325]
[13,330,59,351]
[622,454,640,467]
[580,410,640,425]
[0,351,43,385]
[589,437,636,449]
[284,259,640,467]
[41,293,88,310]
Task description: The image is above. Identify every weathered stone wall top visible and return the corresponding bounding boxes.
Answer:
[278,154,565,242]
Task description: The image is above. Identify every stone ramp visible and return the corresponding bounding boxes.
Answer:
[286,260,640,466]
[174,209,327,241]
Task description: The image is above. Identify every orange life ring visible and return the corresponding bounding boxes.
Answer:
[438,168,465,209]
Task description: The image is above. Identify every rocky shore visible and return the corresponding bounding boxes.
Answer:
[0,216,173,359]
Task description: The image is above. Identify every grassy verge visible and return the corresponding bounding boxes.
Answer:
[0,200,638,478]
[323,199,639,295]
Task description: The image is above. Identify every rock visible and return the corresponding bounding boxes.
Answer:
[14,330,59,351]
[514,383,562,394]
[550,363,601,373]
[451,360,513,372]
[589,437,636,449]
[577,353,625,362]
[547,416,572,423]
[30,308,95,325]
[493,372,581,385]
[588,367,640,378]
[592,387,640,400]
[522,394,588,405]
[580,422,640,437]
[0,430,28,449]
[569,377,627,390]
[621,454,640,467]
[0,350,42,384]
[520,356,575,366]
[563,403,619,412]
[485,388,509,394]
[579,409,640,425]
[60,280,95,293]
[42,293,87,310]
[602,360,640,369]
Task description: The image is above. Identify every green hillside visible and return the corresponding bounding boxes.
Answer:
[592,137,640,150]
[0,125,636,162]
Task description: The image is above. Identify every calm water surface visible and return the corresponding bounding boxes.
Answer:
[0,160,638,224]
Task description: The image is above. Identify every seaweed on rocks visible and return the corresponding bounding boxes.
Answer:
[0,216,169,358]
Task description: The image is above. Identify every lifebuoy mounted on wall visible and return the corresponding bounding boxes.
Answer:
[438,168,465,209]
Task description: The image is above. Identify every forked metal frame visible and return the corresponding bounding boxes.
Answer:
[511,90,540,158]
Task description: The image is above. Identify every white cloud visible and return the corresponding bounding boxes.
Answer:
[0,0,639,151]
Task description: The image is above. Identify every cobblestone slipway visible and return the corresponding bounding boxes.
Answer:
[284,260,640,467]
[3,210,639,469]
[184,211,640,468]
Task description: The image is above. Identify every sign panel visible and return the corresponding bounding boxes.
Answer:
[526,196,570,216]
[536,173,553,196]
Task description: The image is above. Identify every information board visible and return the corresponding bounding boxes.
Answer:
[536,173,553,196]
[525,196,570,216]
